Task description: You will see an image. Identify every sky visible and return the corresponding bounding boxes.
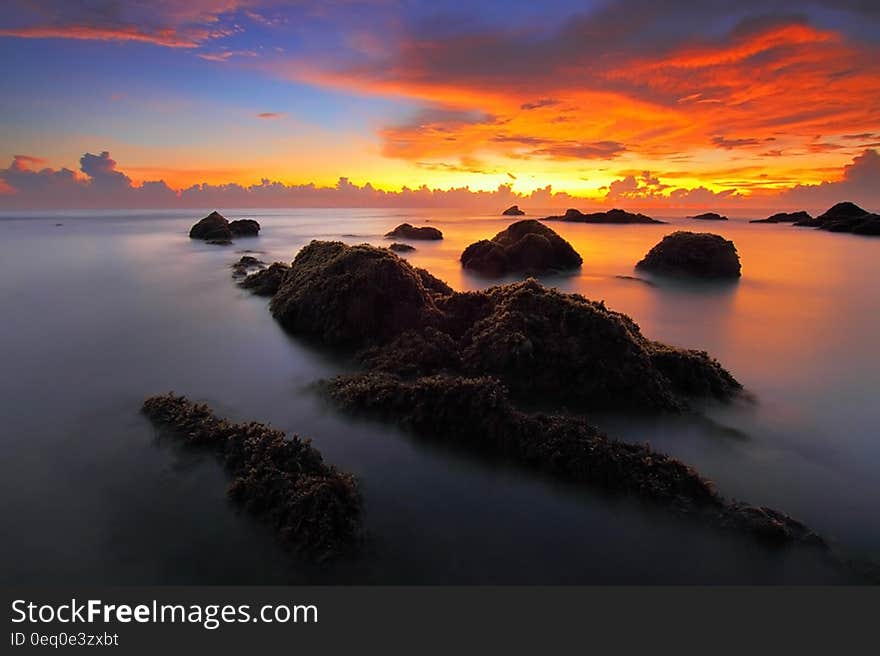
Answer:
[0,0,878,210]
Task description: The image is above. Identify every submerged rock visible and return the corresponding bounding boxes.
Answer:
[793,201,880,235]
[141,393,361,561]
[240,262,289,296]
[750,211,812,224]
[322,373,820,545]
[229,218,261,237]
[190,211,233,241]
[502,205,526,216]
[389,242,416,252]
[690,212,729,221]
[207,238,233,246]
[385,223,443,240]
[460,219,582,277]
[636,231,741,279]
[544,208,664,224]
[230,255,266,278]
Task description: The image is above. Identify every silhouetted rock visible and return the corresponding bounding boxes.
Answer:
[793,201,880,236]
[389,242,416,252]
[690,212,728,221]
[502,205,525,216]
[323,373,819,545]
[231,255,266,278]
[142,393,361,561]
[240,262,289,296]
[460,219,582,276]
[636,231,741,279]
[229,218,260,237]
[189,210,232,241]
[269,241,446,348]
[207,239,233,246]
[750,211,812,224]
[544,208,664,224]
[384,223,443,240]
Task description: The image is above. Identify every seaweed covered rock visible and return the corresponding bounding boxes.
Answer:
[794,201,880,235]
[189,211,232,241]
[322,373,819,545]
[229,218,261,237]
[502,205,525,216]
[141,393,361,561]
[544,208,664,224]
[240,262,289,296]
[259,241,740,411]
[750,211,812,224]
[389,242,416,252]
[460,219,582,277]
[231,255,266,278]
[690,212,728,221]
[363,279,742,412]
[384,223,443,240]
[636,231,741,279]
[269,241,445,348]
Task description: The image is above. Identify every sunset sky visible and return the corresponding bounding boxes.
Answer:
[1,0,878,209]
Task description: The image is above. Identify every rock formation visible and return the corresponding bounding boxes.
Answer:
[142,393,361,561]
[636,231,741,279]
[460,219,582,276]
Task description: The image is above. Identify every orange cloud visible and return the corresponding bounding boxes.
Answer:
[275,16,880,197]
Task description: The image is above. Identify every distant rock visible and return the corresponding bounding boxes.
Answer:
[389,242,416,252]
[502,205,526,216]
[636,231,741,279]
[750,211,812,224]
[384,223,443,240]
[690,212,728,221]
[190,211,260,242]
[229,218,260,237]
[189,210,232,241]
[240,262,290,296]
[544,208,664,224]
[793,201,880,236]
[460,219,582,277]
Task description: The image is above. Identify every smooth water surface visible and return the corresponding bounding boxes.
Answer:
[1,208,877,583]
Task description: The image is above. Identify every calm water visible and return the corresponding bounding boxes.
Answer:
[0,208,877,584]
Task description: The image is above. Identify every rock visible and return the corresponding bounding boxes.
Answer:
[502,205,525,216]
[384,223,443,240]
[323,372,817,545]
[689,212,728,221]
[460,219,582,276]
[141,393,361,561]
[750,211,812,224]
[362,279,742,412]
[240,262,290,296]
[544,208,665,224]
[229,218,260,237]
[207,239,233,246]
[389,242,416,252]
[636,231,741,279]
[269,241,446,348]
[263,241,740,412]
[793,201,880,236]
[230,255,266,278]
[190,210,232,241]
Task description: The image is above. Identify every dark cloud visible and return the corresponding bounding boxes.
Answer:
[782,149,880,209]
[520,98,560,110]
[712,136,762,149]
